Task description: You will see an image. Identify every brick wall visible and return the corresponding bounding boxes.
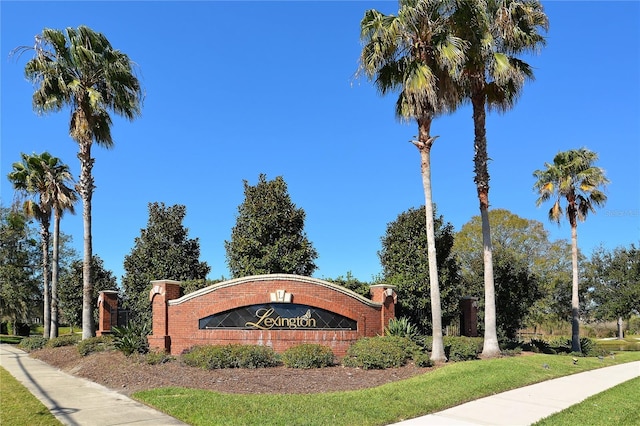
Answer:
[148,274,397,356]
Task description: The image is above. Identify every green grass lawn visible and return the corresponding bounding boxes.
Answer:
[534,377,640,426]
[0,367,62,426]
[133,352,640,426]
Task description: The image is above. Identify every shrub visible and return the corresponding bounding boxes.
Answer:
[443,336,482,361]
[526,338,555,354]
[281,344,335,369]
[547,336,571,354]
[234,345,280,368]
[18,336,47,352]
[182,344,279,369]
[628,316,640,335]
[342,336,418,370]
[77,336,113,356]
[413,351,434,367]
[144,350,174,365]
[385,317,420,343]
[501,347,523,357]
[112,323,150,356]
[46,334,80,348]
[580,337,597,356]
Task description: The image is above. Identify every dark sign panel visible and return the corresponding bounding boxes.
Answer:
[199,303,357,330]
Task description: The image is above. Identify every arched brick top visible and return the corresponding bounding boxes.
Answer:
[168,274,392,308]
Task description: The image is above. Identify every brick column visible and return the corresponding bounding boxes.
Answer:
[370,284,397,332]
[96,290,119,336]
[460,296,478,337]
[148,280,181,353]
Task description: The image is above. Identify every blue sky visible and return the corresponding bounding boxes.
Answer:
[1,1,639,285]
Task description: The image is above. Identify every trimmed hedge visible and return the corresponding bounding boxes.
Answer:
[46,334,80,348]
[17,336,47,352]
[443,336,483,361]
[281,344,334,369]
[77,335,113,356]
[342,336,420,369]
[182,344,280,369]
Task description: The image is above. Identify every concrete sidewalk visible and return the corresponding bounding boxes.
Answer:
[2,343,639,426]
[394,360,640,425]
[0,344,186,425]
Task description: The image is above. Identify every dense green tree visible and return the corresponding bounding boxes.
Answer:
[534,148,609,353]
[452,0,548,357]
[359,0,465,363]
[19,26,143,339]
[0,207,41,334]
[452,209,551,339]
[586,244,640,339]
[325,272,371,299]
[379,205,461,336]
[225,174,318,278]
[58,255,117,331]
[122,202,210,326]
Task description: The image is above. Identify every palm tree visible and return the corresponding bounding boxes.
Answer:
[9,153,53,337]
[451,0,548,357]
[533,148,608,353]
[359,0,465,362]
[8,152,76,338]
[39,154,77,338]
[18,26,143,339]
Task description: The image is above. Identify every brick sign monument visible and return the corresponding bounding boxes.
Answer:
[128,274,397,356]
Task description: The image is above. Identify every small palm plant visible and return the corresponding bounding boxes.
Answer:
[112,323,150,356]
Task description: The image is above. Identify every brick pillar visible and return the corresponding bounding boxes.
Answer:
[460,296,478,337]
[148,280,181,353]
[370,284,397,332]
[96,290,119,336]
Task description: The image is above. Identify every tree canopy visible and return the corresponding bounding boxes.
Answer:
[586,244,640,331]
[0,207,41,332]
[225,174,318,278]
[452,209,553,339]
[122,202,210,326]
[378,205,461,334]
[58,255,117,331]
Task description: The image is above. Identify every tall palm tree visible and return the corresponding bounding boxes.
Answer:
[39,154,77,338]
[451,0,548,357]
[8,152,76,338]
[533,148,608,353]
[359,0,465,362]
[8,153,54,338]
[18,26,143,339]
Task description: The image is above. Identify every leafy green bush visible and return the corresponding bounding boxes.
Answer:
[18,336,47,352]
[443,336,483,361]
[46,334,80,348]
[342,336,419,369]
[144,350,174,365]
[112,323,150,356]
[413,351,434,367]
[182,344,279,369]
[77,335,113,356]
[628,316,640,335]
[526,338,556,354]
[385,317,420,342]
[501,347,523,357]
[281,344,334,368]
[580,337,597,356]
[233,345,281,368]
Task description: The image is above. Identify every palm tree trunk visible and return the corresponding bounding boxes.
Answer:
[50,212,61,338]
[570,222,581,353]
[471,83,500,358]
[41,223,51,339]
[79,140,95,339]
[415,119,446,363]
